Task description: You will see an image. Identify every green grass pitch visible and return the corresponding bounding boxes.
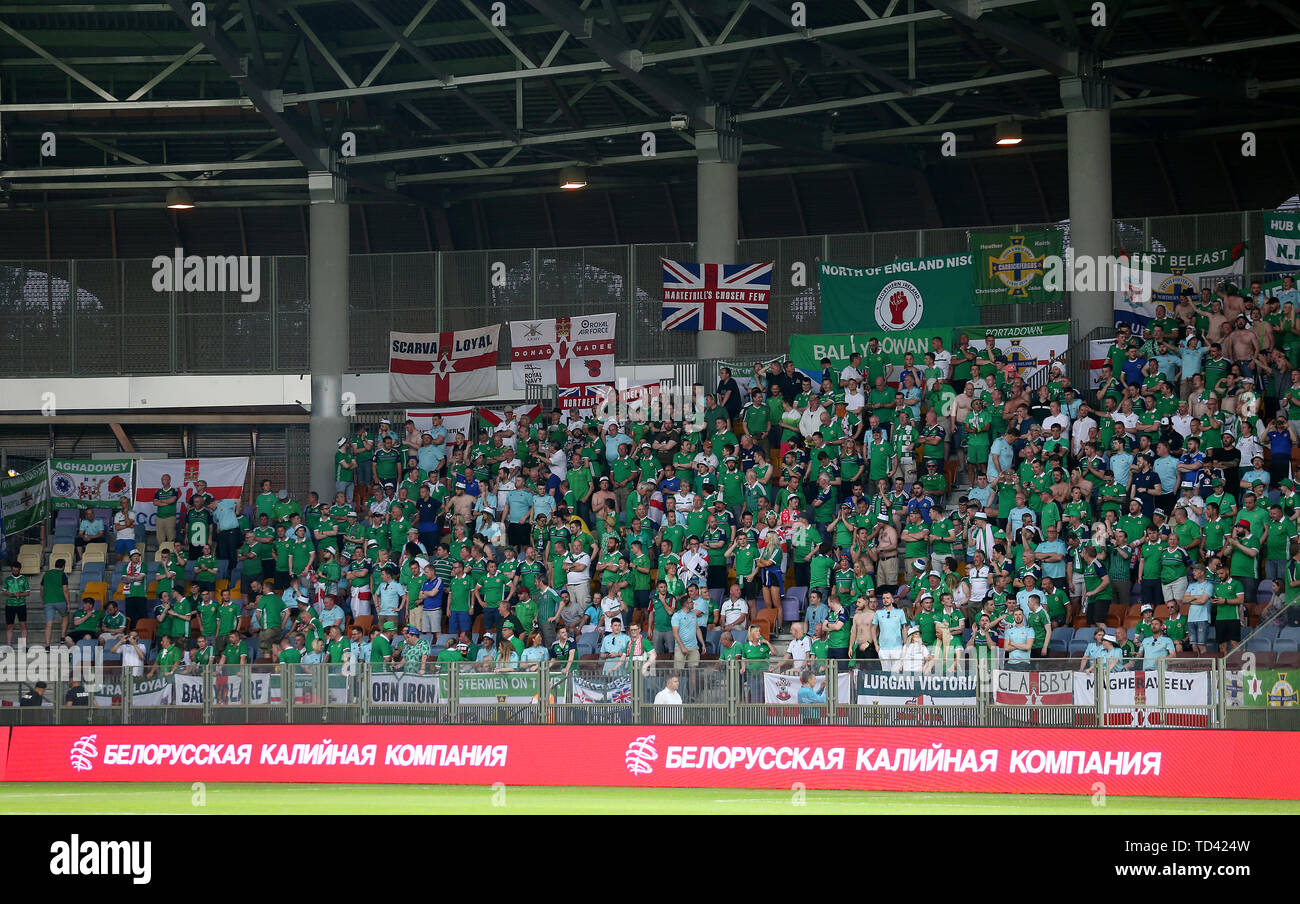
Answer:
[1,783,1296,815]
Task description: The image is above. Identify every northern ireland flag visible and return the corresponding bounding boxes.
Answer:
[510,314,616,389]
[389,325,500,403]
[661,259,771,332]
[133,457,249,532]
[557,385,609,411]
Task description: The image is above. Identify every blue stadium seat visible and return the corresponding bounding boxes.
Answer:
[1244,636,1273,653]
[786,586,809,608]
[217,561,230,580]
[780,595,801,621]
[1068,638,1091,656]
[1279,626,1300,645]
[1048,634,1070,652]
[1273,639,1299,654]
[1054,627,1074,646]
[81,562,106,583]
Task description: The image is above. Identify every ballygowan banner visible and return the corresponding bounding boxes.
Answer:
[856,671,978,706]
[819,255,972,333]
[970,230,1065,304]
[790,329,952,380]
[1,464,51,536]
[958,322,1070,387]
[1265,212,1300,272]
[1113,244,1245,335]
[47,459,133,510]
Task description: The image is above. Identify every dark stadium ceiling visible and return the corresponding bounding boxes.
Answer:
[0,0,1298,214]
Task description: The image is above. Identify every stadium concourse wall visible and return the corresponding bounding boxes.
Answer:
[1,725,1297,799]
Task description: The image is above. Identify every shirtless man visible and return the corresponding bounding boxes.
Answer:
[868,514,900,592]
[849,594,877,669]
[1223,316,1260,375]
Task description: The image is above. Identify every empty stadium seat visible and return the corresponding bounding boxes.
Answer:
[81,542,108,564]
[81,562,106,584]
[135,618,158,639]
[1054,627,1074,645]
[780,595,801,621]
[1273,639,1299,654]
[1243,636,1272,652]
[81,582,108,606]
[785,586,809,608]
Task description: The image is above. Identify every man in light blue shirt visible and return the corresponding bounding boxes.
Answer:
[804,591,829,634]
[1179,335,1207,383]
[375,565,406,624]
[1034,525,1068,584]
[531,492,557,521]
[1183,563,1213,652]
[1008,496,1036,531]
[505,480,534,524]
[1139,619,1176,670]
[1153,443,1179,495]
[1004,608,1035,667]
[671,603,701,666]
[77,511,105,550]
[987,433,1014,479]
[874,593,907,670]
[349,626,372,663]
[604,423,633,464]
[967,473,994,510]
[1109,446,1135,488]
[600,618,631,673]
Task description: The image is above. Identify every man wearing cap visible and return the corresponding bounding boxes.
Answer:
[1264,501,1297,587]
[371,621,398,671]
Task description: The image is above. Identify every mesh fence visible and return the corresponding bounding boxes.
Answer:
[0,210,1282,377]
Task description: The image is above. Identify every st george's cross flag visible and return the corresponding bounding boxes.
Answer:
[388,325,501,403]
[661,258,771,332]
[510,314,617,389]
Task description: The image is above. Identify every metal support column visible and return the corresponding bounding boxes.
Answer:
[696,105,741,362]
[1063,68,1113,341]
[308,165,350,499]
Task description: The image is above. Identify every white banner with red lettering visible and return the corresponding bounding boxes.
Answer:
[132,457,249,532]
[1088,338,1115,389]
[510,314,617,389]
[389,325,500,403]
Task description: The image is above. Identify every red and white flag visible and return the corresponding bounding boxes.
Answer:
[389,325,500,403]
[510,314,616,390]
[133,457,249,531]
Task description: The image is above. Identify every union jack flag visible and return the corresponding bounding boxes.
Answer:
[609,683,633,704]
[661,258,771,332]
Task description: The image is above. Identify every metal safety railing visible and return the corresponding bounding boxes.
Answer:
[0,654,1281,728]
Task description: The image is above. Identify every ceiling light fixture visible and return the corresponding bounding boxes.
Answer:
[994,121,1023,147]
[165,187,195,209]
[559,166,588,190]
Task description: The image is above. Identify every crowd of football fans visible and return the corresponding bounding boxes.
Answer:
[7,276,1300,683]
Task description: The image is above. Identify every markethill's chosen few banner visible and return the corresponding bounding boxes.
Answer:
[1113,243,1245,336]
[970,230,1065,304]
[818,254,972,333]
[660,259,771,332]
[1265,212,1300,273]
[389,325,501,404]
[47,459,134,511]
[510,313,617,390]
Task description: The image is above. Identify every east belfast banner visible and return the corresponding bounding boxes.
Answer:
[1114,244,1244,335]
[661,259,771,332]
[47,459,133,510]
[1,464,51,534]
[856,671,978,706]
[959,322,1070,386]
[819,255,972,333]
[389,325,500,403]
[132,457,249,532]
[1265,212,1300,272]
[510,314,617,389]
[970,230,1065,304]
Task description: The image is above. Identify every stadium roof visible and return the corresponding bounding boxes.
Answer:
[0,0,1298,248]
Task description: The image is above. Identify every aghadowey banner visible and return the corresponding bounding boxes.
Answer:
[970,230,1065,304]
[47,459,133,510]
[1265,212,1300,272]
[7,725,1297,799]
[819,255,972,333]
[132,457,249,532]
[1113,244,1244,335]
[510,314,617,389]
